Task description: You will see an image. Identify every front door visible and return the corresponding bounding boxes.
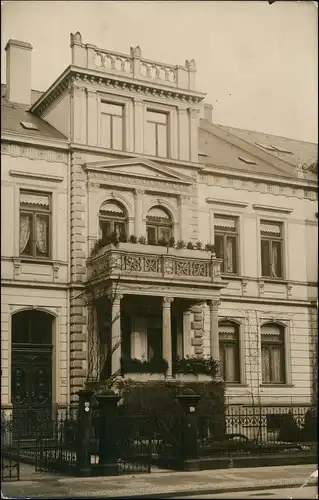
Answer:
[11,310,53,430]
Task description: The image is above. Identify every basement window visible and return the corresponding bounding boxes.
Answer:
[21,121,39,131]
[238,156,257,165]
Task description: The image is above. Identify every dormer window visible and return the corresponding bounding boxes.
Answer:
[101,102,124,150]
[144,110,168,157]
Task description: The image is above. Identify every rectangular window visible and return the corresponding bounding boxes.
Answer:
[219,322,240,383]
[19,191,51,259]
[260,221,283,278]
[101,102,124,150]
[261,324,285,384]
[144,110,168,157]
[214,215,238,274]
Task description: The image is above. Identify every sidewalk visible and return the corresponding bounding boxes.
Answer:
[2,463,317,499]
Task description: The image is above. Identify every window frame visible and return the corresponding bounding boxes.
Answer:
[146,207,173,244]
[100,101,124,151]
[218,321,240,384]
[145,108,169,158]
[261,323,286,385]
[260,220,284,279]
[214,215,239,275]
[19,190,52,260]
[99,203,127,241]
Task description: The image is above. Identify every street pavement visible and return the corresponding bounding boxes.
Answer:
[2,463,317,499]
[177,485,318,499]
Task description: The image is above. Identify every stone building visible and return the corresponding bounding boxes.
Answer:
[1,33,318,419]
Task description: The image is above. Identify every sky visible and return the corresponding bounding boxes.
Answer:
[1,0,318,143]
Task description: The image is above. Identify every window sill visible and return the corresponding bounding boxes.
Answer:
[260,278,288,284]
[260,384,294,388]
[19,258,53,265]
[225,383,248,387]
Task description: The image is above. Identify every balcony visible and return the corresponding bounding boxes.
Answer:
[86,242,223,285]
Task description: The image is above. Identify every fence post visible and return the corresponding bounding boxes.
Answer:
[176,388,201,471]
[96,389,121,476]
[76,389,94,476]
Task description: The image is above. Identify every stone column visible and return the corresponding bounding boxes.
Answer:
[110,294,123,375]
[177,107,189,161]
[183,308,192,357]
[133,98,144,153]
[162,297,174,377]
[207,300,220,367]
[134,188,144,237]
[86,89,98,146]
[189,108,200,163]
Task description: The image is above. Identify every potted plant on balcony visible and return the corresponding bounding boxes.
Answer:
[173,355,219,381]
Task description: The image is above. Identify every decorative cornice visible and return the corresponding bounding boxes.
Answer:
[30,66,205,117]
[252,204,293,214]
[200,170,318,201]
[1,142,68,164]
[9,170,64,183]
[206,197,248,208]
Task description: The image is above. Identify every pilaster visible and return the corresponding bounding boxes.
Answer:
[133,98,144,153]
[86,88,98,146]
[177,106,190,161]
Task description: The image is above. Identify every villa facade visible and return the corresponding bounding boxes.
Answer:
[1,33,318,420]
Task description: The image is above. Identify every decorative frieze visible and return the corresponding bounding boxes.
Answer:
[88,171,192,192]
[1,142,68,164]
[207,173,317,200]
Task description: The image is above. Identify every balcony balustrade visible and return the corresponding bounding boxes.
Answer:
[87,242,222,284]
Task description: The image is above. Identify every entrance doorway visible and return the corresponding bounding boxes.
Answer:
[11,310,53,424]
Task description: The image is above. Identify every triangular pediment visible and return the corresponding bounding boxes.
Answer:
[84,158,193,184]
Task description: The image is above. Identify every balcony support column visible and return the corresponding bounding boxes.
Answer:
[183,308,192,357]
[109,293,123,376]
[134,189,144,237]
[162,297,174,378]
[207,299,220,374]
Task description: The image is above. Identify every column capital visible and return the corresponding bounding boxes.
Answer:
[207,299,220,311]
[135,188,145,196]
[108,293,123,305]
[162,296,174,307]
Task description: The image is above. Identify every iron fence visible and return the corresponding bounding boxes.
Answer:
[198,405,317,457]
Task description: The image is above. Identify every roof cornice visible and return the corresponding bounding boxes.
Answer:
[30,66,206,116]
[1,132,69,150]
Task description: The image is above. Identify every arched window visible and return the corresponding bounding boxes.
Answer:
[218,320,240,383]
[12,310,53,346]
[261,323,285,384]
[146,206,173,244]
[99,201,127,242]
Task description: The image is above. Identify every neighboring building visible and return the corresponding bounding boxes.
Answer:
[1,33,318,420]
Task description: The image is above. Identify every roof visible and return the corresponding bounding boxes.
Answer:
[1,84,67,141]
[199,119,318,181]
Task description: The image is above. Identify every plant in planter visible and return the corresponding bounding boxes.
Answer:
[128,234,138,244]
[168,236,175,248]
[90,238,103,257]
[157,236,168,247]
[121,357,168,374]
[204,242,215,253]
[195,240,203,250]
[138,235,147,245]
[176,240,186,249]
[186,241,194,250]
[173,355,219,379]
[119,232,127,243]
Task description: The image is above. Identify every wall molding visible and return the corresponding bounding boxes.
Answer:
[206,197,248,208]
[9,170,64,183]
[1,142,68,164]
[252,204,293,214]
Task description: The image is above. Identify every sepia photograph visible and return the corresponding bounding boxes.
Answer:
[1,1,318,498]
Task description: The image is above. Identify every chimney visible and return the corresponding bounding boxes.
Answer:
[5,39,33,106]
[204,103,213,124]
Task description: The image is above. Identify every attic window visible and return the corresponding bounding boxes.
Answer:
[255,141,292,154]
[270,145,292,154]
[20,121,39,131]
[238,156,257,165]
[255,142,276,151]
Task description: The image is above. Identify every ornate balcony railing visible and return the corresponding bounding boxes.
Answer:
[87,243,222,284]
